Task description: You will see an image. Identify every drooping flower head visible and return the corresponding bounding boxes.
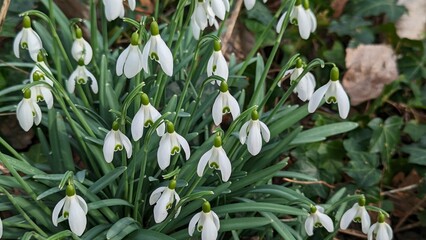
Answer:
[102,0,136,21]
[212,81,240,126]
[244,0,268,10]
[13,15,43,61]
[239,109,270,156]
[116,31,144,78]
[189,201,220,240]
[52,184,88,236]
[67,59,98,94]
[71,26,93,65]
[305,205,334,236]
[30,71,54,109]
[276,0,316,39]
[131,93,165,141]
[340,196,371,234]
[157,121,190,170]
[209,0,230,21]
[142,21,174,76]
[197,134,232,182]
[279,58,316,102]
[103,121,133,163]
[308,66,350,119]
[149,179,181,223]
[16,89,42,132]
[367,212,393,240]
[207,40,229,84]
[190,0,218,39]
[30,52,54,87]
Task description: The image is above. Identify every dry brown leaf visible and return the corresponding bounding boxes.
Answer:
[331,0,348,18]
[396,0,426,40]
[342,44,398,105]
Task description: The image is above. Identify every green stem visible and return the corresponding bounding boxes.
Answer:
[0,137,30,164]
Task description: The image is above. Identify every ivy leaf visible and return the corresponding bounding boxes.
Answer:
[348,0,406,22]
[401,142,426,166]
[345,151,381,188]
[329,15,374,44]
[368,116,403,163]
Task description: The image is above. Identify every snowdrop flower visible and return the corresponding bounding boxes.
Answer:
[13,16,43,61]
[191,0,218,39]
[210,0,230,21]
[30,53,54,86]
[103,0,136,21]
[131,93,165,141]
[142,21,174,76]
[189,201,220,240]
[279,58,315,101]
[30,71,54,109]
[308,66,350,119]
[239,110,270,156]
[276,0,315,39]
[244,0,268,11]
[340,197,371,234]
[149,180,181,223]
[103,121,132,163]
[71,27,93,65]
[207,40,228,84]
[367,212,393,240]
[0,216,2,238]
[67,59,98,94]
[305,205,334,236]
[116,32,144,78]
[52,184,88,236]
[16,90,42,132]
[197,134,232,182]
[157,121,190,170]
[212,82,240,126]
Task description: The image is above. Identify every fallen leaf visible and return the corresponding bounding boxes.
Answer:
[396,0,426,40]
[342,44,398,105]
[331,0,348,18]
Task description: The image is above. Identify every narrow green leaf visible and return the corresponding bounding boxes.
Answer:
[88,199,133,210]
[291,122,358,145]
[89,166,126,194]
[106,217,139,239]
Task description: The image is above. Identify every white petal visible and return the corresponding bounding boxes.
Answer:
[77,195,88,214]
[174,192,181,217]
[258,121,270,142]
[124,45,142,78]
[226,92,240,121]
[244,0,256,10]
[131,108,145,141]
[40,87,53,109]
[307,9,317,32]
[141,39,151,74]
[119,131,132,158]
[385,223,393,240]
[149,106,165,136]
[296,6,311,39]
[318,212,334,233]
[195,4,208,30]
[340,205,357,229]
[335,81,350,119]
[247,122,262,155]
[211,0,226,20]
[376,224,388,240]
[305,216,314,236]
[308,81,331,113]
[176,133,190,160]
[17,99,33,132]
[197,149,212,177]
[13,30,23,58]
[103,131,116,163]
[211,211,220,230]
[68,197,87,236]
[116,46,130,76]
[33,102,42,125]
[202,214,218,240]
[153,191,171,223]
[103,0,122,21]
[149,186,166,205]
[155,36,174,77]
[157,134,171,169]
[207,53,214,77]
[212,93,223,126]
[368,223,377,240]
[276,12,287,33]
[0,216,2,238]
[218,148,232,181]
[52,197,66,226]
[67,70,78,94]
[215,52,229,81]
[27,29,43,61]
[361,208,371,234]
[188,212,202,236]
[84,68,98,93]
[191,16,201,40]
[128,0,136,10]
[239,121,250,144]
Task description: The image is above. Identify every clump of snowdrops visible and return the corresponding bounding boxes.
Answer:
[0,0,392,239]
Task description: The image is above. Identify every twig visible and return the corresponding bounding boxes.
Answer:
[381,184,419,196]
[0,0,10,32]
[222,0,243,53]
[395,197,426,231]
[395,221,421,233]
[283,178,335,189]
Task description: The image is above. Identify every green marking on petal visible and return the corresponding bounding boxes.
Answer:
[209,162,219,169]
[32,111,36,117]
[197,225,203,232]
[166,202,173,210]
[77,78,86,84]
[354,217,362,223]
[144,119,154,127]
[326,96,337,103]
[64,211,69,218]
[222,106,230,113]
[150,52,159,61]
[213,65,217,72]
[36,95,44,102]
[21,42,28,49]
[171,146,180,155]
[314,222,323,228]
[114,144,123,151]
